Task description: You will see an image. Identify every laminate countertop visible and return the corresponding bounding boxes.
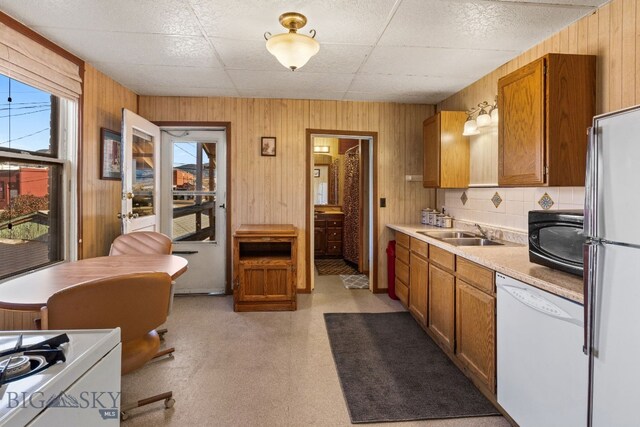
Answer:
[388,224,584,304]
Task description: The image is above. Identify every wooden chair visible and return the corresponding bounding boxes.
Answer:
[40,272,176,421]
[109,231,174,338]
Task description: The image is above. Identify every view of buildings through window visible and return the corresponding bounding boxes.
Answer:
[172,141,217,242]
[0,74,64,279]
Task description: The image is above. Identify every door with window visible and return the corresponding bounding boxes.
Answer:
[161,129,226,294]
[120,109,161,233]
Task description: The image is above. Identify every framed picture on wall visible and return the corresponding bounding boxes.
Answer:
[100,127,122,180]
[314,168,320,178]
[261,137,276,157]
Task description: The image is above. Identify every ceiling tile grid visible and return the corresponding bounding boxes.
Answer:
[0,0,609,103]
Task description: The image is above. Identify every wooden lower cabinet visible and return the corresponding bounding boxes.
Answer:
[456,280,496,393]
[428,263,455,351]
[395,277,409,307]
[409,252,428,325]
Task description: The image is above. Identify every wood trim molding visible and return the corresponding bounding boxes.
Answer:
[153,121,233,294]
[305,129,379,294]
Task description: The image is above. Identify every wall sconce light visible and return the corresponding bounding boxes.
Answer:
[461,96,498,136]
[314,146,330,153]
[462,113,480,136]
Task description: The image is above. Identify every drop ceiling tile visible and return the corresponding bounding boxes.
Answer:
[505,0,607,5]
[361,46,518,79]
[379,0,594,51]
[32,27,221,68]
[188,0,397,44]
[92,62,236,91]
[0,0,201,35]
[214,38,370,73]
[235,88,347,100]
[344,91,432,104]
[349,73,470,102]
[129,85,240,97]
[228,69,354,93]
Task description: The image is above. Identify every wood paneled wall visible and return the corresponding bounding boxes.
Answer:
[81,64,138,259]
[138,97,434,290]
[439,0,639,116]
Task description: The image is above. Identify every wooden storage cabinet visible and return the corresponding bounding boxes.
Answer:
[314,212,344,257]
[394,232,411,308]
[498,53,596,186]
[233,224,297,312]
[423,111,469,189]
[456,280,496,393]
[428,263,455,351]
[409,238,428,325]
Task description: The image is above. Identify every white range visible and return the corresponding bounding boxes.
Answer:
[0,329,121,427]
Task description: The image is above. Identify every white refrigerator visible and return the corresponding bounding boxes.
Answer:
[584,105,640,427]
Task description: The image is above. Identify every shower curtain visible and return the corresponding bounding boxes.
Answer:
[343,147,360,267]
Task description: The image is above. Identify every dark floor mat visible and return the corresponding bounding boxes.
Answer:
[315,259,359,275]
[324,312,500,424]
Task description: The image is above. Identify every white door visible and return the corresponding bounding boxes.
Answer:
[160,129,227,294]
[120,109,161,233]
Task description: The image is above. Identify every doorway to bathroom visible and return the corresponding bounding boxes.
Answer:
[305,130,378,293]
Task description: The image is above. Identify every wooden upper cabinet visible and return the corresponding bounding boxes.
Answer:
[498,54,596,186]
[423,111,469,189]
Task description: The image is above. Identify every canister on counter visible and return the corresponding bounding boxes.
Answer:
[435,214,445,227]
[421,209,431,225]
[441,216,453,228]
[428,211,438,225]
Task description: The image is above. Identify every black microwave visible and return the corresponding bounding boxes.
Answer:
[528,210,585,277]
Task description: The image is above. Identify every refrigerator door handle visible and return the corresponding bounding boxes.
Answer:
[584,126,597,238]
[583,241,598,355]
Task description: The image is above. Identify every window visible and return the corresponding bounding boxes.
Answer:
[172,141,217,241]
[0,74,75,280]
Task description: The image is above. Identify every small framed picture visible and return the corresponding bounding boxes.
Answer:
[314,168,320,178]
[261,137,276,157]
[100,128,121,180]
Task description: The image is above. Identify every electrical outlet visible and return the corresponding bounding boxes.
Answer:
[380,198,386,208]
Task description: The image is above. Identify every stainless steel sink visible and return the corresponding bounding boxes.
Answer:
[441,237,504,246]
[417,231,477,239]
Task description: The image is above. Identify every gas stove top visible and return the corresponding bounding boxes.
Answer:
[0,333,68,386]
[0,329,121,426]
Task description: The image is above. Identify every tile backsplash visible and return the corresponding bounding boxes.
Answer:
[438,187,585,232]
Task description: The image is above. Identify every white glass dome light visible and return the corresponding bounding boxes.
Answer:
[476,105,492,128]
[265,12,319,71]
[462,116,480,136]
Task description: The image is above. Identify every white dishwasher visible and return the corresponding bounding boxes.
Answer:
[497,273,587,427]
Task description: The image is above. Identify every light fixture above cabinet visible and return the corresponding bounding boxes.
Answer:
[264,12,320,71]
[461,97,498,136]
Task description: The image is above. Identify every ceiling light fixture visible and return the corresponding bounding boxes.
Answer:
[264,12,319,71]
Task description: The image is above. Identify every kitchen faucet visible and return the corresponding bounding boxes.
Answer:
[474,223,490,239]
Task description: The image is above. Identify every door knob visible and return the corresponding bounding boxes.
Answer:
[126,212,139,219]
[117,213,123,219]
[126,192,134,199]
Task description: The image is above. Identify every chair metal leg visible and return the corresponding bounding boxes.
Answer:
[157,328,168,341]
[152,347,175,360]
[120,391,175,421]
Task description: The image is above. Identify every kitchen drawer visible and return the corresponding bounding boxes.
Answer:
[395,278,409,308]
[396,232,410,249]
[327,220,343,228]
[396,244,410,265]
[326,241,342,255]
[315,219,326,227]
[410,238,428,258]
[396,258,410,285]
[429,245,455,271]
[326,227,342,241]
[456,257,495,294]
